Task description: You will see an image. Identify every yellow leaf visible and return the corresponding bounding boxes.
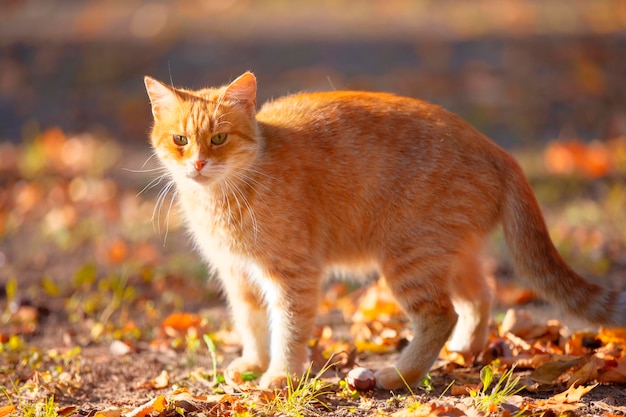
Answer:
[354,340,393,354]
[598,328,626,346]
[551,383,598,404]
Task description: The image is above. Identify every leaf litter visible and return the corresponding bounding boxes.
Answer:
[1,128,626,416]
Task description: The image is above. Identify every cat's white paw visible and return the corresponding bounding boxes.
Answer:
[374,367,408,390]
[259,371,290,389]
[224,357,266,385]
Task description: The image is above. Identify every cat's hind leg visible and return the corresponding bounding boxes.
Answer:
[448,243,492,356]
[375,253,458,390]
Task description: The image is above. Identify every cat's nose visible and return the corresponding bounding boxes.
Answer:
[194,160,207,171]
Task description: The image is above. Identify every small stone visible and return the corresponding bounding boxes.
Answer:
[346,367,376,391]
[109,339,132,356]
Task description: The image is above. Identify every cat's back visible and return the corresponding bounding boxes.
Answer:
[256,90,499,160]
[257,90,433,127]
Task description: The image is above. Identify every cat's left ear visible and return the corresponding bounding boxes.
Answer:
[144,76,180,120]
[223,72,257,113]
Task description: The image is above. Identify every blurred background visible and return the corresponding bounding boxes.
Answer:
[1,0,626,338]
[2,0,626,146]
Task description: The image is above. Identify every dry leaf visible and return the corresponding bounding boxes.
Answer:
[161,312,202,336]
[598,356,626,384]
[94,409,121,417]
[529,383,598,414]
[0,405,16,417]
[125,396,166,417]
[530,357,584,385]
[152,370,170,389]
[598,327,626,346]
[566,355,602,387]
[551,383,598,403]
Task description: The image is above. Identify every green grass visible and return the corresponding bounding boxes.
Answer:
[469,364,525,414]
[262,365,334,417]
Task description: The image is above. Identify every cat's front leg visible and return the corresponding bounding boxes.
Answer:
[257,272,321,389]
[220,270,270,379]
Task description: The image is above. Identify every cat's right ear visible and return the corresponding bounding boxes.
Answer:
[144,76,179,120]
[223,72,257,113]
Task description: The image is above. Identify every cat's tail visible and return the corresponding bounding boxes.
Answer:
[500,157,626,328]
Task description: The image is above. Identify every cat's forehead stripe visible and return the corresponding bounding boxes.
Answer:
[185,99,212,132]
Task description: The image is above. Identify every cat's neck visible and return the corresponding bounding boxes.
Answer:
[176,166,260,235]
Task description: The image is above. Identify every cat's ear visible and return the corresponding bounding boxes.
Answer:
[223,72,257,113]
[144,76,180,119]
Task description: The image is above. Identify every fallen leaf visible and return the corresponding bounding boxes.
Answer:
[529,383,598,414]
[161,312,203,336]
[125,396,165,417]
[551,383,598,403]
[598,327,626,346]
[598,356,626,384]
[153,370,170,389]
[530,358,584,385]
[94,409,121,417]
[566,355,602,387]
[0,405,16,417]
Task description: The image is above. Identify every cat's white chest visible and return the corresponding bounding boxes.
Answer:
[177,188,247,270]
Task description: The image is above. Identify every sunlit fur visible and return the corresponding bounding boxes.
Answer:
[145,72,626,390]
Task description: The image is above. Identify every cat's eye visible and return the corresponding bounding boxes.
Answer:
[211,133,228,145]
[173,134,188,146]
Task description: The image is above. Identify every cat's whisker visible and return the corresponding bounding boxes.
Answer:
[219,181,233,226]
[162,187,178,245]
[140,152,159,170]
[152,180,175,239]
[123,167,168,174]
[224,176,259,240]
[224,178,245,224]
[136,174,168,197]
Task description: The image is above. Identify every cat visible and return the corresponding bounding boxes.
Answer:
[144,71,626,390]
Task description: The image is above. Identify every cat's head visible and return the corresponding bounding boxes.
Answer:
[144,72,260,188]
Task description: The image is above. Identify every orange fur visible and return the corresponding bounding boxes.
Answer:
[144,72,626,390]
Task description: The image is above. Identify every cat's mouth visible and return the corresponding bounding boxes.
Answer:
[186,171,210,183]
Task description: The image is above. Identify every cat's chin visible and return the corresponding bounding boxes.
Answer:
[183,172,212,185]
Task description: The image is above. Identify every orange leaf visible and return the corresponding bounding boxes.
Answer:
[125,396,168,417]
[153,395,168,412]
[161,312,202,333]
[0,405,16,417]
[94,409,121,417]
[598,327,626,346]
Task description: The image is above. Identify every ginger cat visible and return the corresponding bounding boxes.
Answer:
[144,72,626,390]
